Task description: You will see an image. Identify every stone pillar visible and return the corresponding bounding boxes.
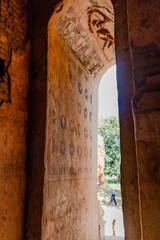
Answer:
[41,19,99,240]
[24,1,63,239]
[0,0,30,239]
[128,0,160,239]
[113,0,141,239]
[25,0,114,239]
[132,93,160,240]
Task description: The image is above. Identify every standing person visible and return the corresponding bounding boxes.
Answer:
[108,190,117,206]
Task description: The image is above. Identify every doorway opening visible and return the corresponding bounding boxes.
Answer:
[97,65,124,239]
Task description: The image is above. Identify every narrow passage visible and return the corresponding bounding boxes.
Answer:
[97,66,124,239]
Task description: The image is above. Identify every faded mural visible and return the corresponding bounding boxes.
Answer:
[56,7,104,77]
[46,57,94,180]
[43,20,97,237]
[42,2,115,239]
[87,5,114,50]
[55,3,114,78]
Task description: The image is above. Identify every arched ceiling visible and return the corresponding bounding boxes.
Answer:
[51,0,115,79]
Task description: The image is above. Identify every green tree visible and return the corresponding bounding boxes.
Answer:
[98,116,121,177]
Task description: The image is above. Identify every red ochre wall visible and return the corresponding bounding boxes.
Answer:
[0,1,30,239]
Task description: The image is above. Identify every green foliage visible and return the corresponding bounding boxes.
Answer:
[98,116,121,177]
[105,179,119,184]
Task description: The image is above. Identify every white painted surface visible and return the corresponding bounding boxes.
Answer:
[102,205,124,238]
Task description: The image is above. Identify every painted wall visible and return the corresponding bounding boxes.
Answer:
[41,20,99,239]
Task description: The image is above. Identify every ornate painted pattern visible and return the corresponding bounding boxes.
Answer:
[56,7,104,77]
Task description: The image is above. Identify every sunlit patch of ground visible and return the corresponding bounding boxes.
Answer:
[102,206,124,238]
[98,182,124,239]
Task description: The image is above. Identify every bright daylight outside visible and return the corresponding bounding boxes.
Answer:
[97,65,124,240]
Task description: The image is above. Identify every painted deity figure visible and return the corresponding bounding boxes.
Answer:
[87,6,114,50]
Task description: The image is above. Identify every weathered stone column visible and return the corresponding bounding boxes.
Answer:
[113,0,141,239]
[0,0,30,239]
[128,0,160,239]
[41,15,99,240]
[24,1,60,239]
[132,92,160,240]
